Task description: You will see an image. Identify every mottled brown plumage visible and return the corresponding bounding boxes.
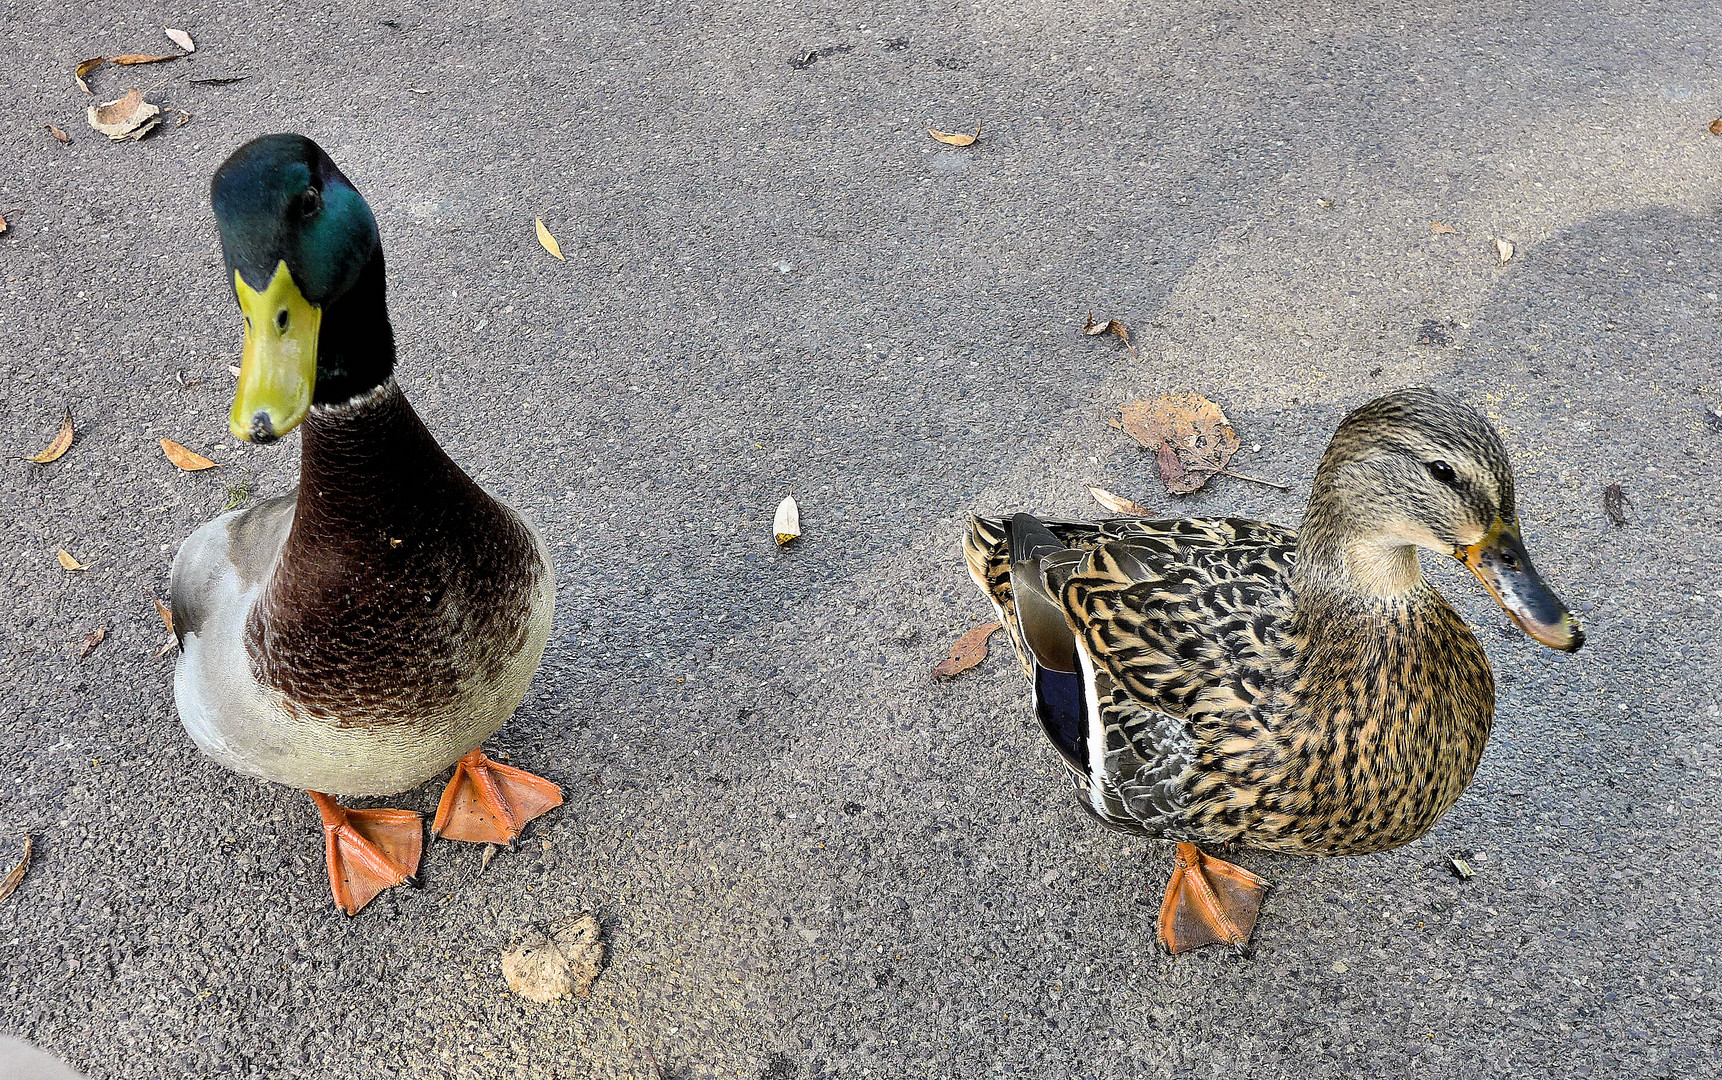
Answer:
[964,388,1583,950]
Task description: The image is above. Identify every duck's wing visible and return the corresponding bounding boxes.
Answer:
[170,493,296,649]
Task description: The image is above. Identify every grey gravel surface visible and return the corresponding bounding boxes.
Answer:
[3,2,1720,1078]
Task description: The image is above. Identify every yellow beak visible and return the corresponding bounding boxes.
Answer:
[1456,516,1585,652]
[231,261,321,443]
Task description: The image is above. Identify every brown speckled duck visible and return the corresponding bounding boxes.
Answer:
[964,388,1584,953]
[171,135,561,915]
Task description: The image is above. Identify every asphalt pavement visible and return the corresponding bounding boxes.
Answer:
[1,1,1719,1077]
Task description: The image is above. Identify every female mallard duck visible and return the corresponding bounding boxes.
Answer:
[171,134,561,915]
[963,388,1584,953]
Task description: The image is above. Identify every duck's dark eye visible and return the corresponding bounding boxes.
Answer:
[296,186,323,219]
[1428,460,1458,486]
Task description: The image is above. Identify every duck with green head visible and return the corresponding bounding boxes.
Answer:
[964,388,1584,953]
[172,134,562,915]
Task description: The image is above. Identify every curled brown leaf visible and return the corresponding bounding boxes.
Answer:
[88,88,160,140]
[75,57,104,94]
[27,408,74,463]
[0,836,31,905]
[110,53,177,65]
[1116,392,1288,494]
[1083,312,1137,358]
[932,621,1002,680]
[1429,221,1458,235]
[928,122,980,146]
[1710,118,1722,136]
[45,124,70,143]
[80,627,106,659]
[1603,483,1632,527]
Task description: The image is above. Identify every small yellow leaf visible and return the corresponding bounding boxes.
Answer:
[1495,238,1515,265]
[535,218,564,261]
[1087,485,1151,516]
[1429,221,1458,235]
[160,438,220,471]
[57,548,88,571]
[928,121,981,146]
[773,494,801,545]
[75,57,104,94]
[110,54,178,65]
[165,27,196,53]
[27,408,74,463]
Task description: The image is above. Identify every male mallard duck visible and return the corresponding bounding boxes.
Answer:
[171,134,562,915]
[963,388,1584,953]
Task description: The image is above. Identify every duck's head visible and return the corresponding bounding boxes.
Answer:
[212,134,390,444]
[1304,386,1584,651]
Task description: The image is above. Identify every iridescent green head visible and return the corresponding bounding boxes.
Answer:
[211,134,392,442]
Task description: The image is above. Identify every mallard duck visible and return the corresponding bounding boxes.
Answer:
[171,134,562,915]
[964,388,1584,953]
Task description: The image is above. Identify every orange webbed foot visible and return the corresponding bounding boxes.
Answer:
[431,748,563,846]
[1157,842,1270,955]
[309,792,423,916]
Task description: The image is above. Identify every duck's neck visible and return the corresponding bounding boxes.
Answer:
[1291,480,1429,605]
[311,251,395,406]
[293,378,485,539]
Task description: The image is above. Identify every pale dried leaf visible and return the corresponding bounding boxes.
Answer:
[87,89,159,138]
[0,836,31,905]
[160,438,219,471]
[1117,392,1242,496]
[1429,221,1458,235]
[1087,485,1151,516]
[1495,238,1514,265]
[502,915,605,1002]
[75,57,104,94]
[773,494,801,545]
[79,627,106,659]
[931,621,1002,680]
[153,596,175,636]
[927,122,981,146]
[155,634,178,658]
[175,110,192,127]
[57,548,88,571]
[45,124,70,143]
[165,27,196,52]
[535,218,564,260]
[119,116,161,142]
[110,53,177,65]
[27,408,74,463]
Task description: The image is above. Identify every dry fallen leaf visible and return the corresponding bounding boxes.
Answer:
[0,836,31,905]
[175,110,192,127]
[57,548,88,571]
[535,218,564,260]
[110,53,177,65]
[28,408,74,464]
[1087,485,1151,516]
[153,596,178,657]
[928,121,981,146]
[165,27,196,52]
[773,494,801,545]
[160,438,219,471]
[1603,483,1632,527]
[932,621,1002,680]
[1710,118,1722,136]
[502,915,605,1002]
[80,627,107,659]
[75,57,104,94]
[1495,238,1515,265]
[0,214,7,236]
[1083,312,1138,359]
[44,124,70,143]
[88,88,161,140]
[1114,392,1288,495]
[1430,221,1458,235]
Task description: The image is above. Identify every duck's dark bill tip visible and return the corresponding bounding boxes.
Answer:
[1517,613,1585,653]
[248,412,278,445]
